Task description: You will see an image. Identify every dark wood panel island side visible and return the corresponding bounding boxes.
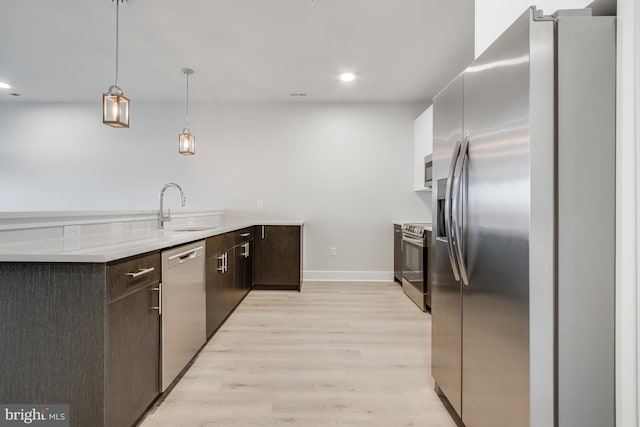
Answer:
[0,262,108,427]
[0,251,162,427]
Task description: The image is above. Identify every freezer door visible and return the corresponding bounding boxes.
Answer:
[461,9,553,427]
[431,73,464,417]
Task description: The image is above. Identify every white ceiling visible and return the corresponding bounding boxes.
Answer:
[0,0,474,103]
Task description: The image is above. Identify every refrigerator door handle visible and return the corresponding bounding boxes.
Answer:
[452,135,470,286]
[445,139,462,281]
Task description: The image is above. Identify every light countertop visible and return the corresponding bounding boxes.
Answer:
[0,214,303,263]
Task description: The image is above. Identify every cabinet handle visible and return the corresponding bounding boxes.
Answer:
[224,252,228,273]
[261,226,265,239]
[240,233,251,237]
[125,267,155,279]
[217,254,225,272]
[151,283,162,315]
[242,242,250,258]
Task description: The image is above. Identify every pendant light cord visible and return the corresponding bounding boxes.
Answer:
[115,0,119,87]
[186,72,190,128]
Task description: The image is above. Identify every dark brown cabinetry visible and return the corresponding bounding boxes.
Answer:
[106,252,161,427]
[205,235,234,338]
[0,223,300,427]
[253,225,302,290]
[394,224,402,283]
[234,228,253,305]
[205,228,253,338]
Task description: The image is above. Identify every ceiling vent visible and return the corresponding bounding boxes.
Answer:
[289,93,309,97]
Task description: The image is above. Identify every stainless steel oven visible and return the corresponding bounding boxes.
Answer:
[401,223,431,311]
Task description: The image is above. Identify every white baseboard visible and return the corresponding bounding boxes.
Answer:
[303,270,394,282]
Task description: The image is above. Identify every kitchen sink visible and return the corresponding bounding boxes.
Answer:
[166,227,216,233]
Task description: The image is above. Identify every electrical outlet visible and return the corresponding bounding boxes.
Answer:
[330,247,337,257]
[110,222,124,243]
[63,225,81,251]
[257,199,263,209]
[64,225,81,237]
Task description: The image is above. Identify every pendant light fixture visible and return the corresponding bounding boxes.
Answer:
[178,68,195,155]
[102,0,129,128]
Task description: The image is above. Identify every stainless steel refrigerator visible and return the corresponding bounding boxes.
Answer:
[431,7,615,427]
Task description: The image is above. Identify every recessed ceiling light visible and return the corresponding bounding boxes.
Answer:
[339,73,356,82]
[0,82,11,89]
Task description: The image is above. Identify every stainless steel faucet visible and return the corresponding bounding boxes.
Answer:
[158,183,186,229]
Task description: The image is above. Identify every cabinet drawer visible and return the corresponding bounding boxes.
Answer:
[108,252,161,302]
[234,227,253,245]
[206,233,233,258]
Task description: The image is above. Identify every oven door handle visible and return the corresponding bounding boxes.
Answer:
[402,235,425,248]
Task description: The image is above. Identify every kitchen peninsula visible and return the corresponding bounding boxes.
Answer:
[0,210,303,427]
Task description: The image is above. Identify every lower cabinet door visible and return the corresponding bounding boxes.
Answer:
[206,254,223,337]
[253,225,301,289]
[206,250,234,337]
[244,239,253,294]
[234,242,254,305]
[106,283,160,427]
[223,251,235,316]
[394,224,402,282]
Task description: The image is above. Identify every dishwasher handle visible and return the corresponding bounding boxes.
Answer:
[168,246,204,263]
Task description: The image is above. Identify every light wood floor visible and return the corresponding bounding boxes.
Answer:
[139,282,456,427]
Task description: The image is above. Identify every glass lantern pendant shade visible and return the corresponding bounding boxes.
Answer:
[179,128,195,155]
[103,85,129,128]
[179,68,195,155]
[103,0,129,128]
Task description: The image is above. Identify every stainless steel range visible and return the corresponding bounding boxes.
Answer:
[401,222,431,311]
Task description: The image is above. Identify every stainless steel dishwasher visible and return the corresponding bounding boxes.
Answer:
[161,240,205,391]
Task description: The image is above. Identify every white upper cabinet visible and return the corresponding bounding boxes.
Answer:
[413,106,433,192]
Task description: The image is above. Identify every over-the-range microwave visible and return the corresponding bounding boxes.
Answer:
[424,154,433,188]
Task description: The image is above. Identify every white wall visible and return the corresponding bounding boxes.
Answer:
[0,101,430,281]
[616,1,639,425]
[475,0,593,57]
